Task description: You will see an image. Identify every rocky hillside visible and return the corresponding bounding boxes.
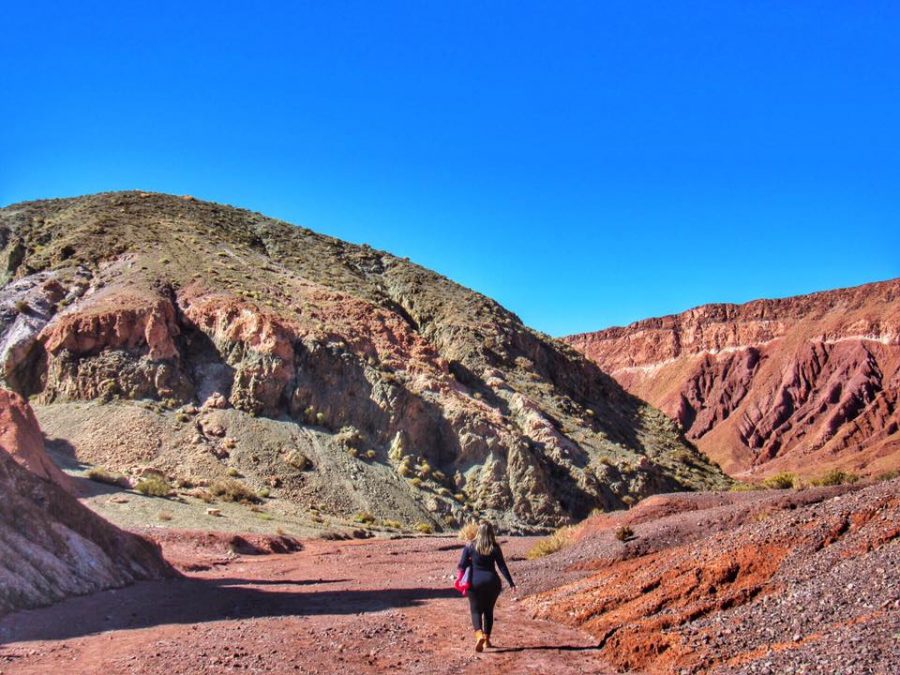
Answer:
[565,280,900,479]
[0,388,172,616]
[0,191,727,532]
[525,478,900,673]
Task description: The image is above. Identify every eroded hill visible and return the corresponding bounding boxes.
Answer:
[565,280,900,479]
[0,191,727,532]
[0,388,172,616]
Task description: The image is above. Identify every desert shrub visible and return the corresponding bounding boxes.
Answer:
[382,519,403,529]
[257,487,271,499]
[13,300,30,314]
[614,525,634,542]
[417,461,432,478]
[354,512,376,524]
[364,449,377,460]
[762,472,797,490]
[811,469,859,486]
[135,476,172,497]
[621,495,635,508]
[158,511,174,522]
[730,481,764,492]
[414,522,433,534]
[672,449,694,464]
[437,487,452,497]
[285,451,311,471]
[453,492,466,503]
[876,469,899,481]
[336,426,361,447]
[347,447,359,458]
[226,467,241,477]
[210,479,260,503]
[458,522,478,542]
[87,467,129,488]
[409,477,423,488]
[315,412,326,426]
[432,470,446,482]
[526,525,575,560]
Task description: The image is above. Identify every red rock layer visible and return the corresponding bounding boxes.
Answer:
[565,279,900,477]
[0,388,74,492]
[0,388,173,615]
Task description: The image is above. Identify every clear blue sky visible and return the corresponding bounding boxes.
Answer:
[2,2,898,336]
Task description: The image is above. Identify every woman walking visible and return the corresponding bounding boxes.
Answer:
[457,521,516,652]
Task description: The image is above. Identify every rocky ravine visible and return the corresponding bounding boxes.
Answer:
[565,280,900,479]
[0,192,728,532]
[0,388,173,616]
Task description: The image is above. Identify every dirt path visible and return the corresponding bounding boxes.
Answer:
[0,537,613,674]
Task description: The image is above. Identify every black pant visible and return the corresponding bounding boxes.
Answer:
[468,578,501,634]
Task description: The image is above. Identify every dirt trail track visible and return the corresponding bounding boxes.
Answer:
[0,537,612,674]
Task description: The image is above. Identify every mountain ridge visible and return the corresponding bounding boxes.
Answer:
[565,278,900,478]
[0,191,729,532]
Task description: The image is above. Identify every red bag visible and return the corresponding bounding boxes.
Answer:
[454,567,471,596]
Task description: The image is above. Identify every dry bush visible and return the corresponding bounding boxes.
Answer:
[354,511,376,524]
[87,467,130,488]
[135,476,172,497]
[210,478,260,503]
[614,525,634,541]
[414,522,433,534]
[226,467,241,477]
[730,481,764,492]
[762,472,797,490]
[810,469,859,486]
[526,525,575,560]
[382,519,403,529]
[158,511,174,522]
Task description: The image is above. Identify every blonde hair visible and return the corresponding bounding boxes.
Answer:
[474,521,497,556]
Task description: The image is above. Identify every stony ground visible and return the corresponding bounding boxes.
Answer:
[1,482,897,674]
[0,536,613,674]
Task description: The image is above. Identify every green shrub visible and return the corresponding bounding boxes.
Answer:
[257,487,271,499]
[810,469,859,486]
[762,472,797,490]
[135,476,172,497]
[414,522,433,534]
[226,467,241,477]
[87,467,129,488]
[354,512,376,524]
[526,525,575,560]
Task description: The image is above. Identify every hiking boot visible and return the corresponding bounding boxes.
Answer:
[483,633,492,648]
[474,630,486,652]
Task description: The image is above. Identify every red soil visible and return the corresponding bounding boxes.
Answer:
[0,536,613,674]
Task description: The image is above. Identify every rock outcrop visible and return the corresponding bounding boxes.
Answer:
[0,388,173,616]
[565,280,900,478]
[0,192,729,531]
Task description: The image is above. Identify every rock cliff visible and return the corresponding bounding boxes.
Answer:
[0,192,728,531]
[565,280,900,478]
[0,388,172,616]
